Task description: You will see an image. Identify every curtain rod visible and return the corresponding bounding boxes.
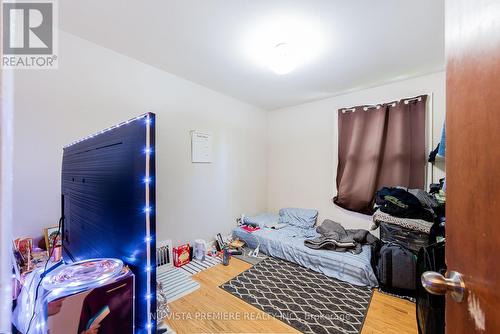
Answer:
[341,96,423,113]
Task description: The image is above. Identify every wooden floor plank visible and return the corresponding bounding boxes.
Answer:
[163,258,417,333]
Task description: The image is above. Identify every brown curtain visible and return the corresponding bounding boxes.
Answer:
[333,95,427,214]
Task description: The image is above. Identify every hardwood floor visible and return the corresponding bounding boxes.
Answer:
[163,258,417,333]
[362,291,417,334]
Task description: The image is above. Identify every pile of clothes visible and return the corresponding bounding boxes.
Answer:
[304,219,378,254]
[372,183,446,297]
[371,184,446,249]
[375,187,438,220]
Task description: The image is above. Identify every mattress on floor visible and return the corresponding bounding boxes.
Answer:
[233,225,379,287]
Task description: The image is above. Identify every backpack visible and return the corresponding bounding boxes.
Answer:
[377,243,417,291]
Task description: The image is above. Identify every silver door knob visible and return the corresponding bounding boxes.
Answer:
[421,271,465,303]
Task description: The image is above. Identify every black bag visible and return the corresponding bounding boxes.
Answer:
[377,243,417,291]
[380,223,430,254]
[416,242,446,334]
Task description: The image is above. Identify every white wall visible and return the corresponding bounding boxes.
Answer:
[1,50,14,333]
[13,30,445,244]
[12,31,268,245]
[267,71,446,230]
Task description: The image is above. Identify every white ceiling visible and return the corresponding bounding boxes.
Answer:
[59,0,444,110]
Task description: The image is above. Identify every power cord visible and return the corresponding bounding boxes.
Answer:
[25,216,63,333]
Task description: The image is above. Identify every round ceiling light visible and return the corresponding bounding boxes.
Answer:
[241,14,326,75]
[269,43,297,75]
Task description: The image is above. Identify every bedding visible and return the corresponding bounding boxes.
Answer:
[304,219,378,254]
[233,224,379,287]
[243,213,280,227]
[279,207,318,229]
[243,208,318,229]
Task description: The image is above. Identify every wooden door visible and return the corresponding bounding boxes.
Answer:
[446,0,500,332]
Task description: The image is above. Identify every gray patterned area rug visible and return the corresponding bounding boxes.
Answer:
[220,257,372,334]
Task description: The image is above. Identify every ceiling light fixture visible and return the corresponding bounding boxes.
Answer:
[242,14,326,75]
[269,43,297,75]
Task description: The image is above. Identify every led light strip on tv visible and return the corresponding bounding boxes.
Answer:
[64,113,156,333]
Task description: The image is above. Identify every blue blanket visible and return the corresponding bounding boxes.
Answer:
[233,225,378,287]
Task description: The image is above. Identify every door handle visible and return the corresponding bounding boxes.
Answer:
[421,271,465,303]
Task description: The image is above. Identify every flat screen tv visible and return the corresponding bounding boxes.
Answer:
[61,113,156,333]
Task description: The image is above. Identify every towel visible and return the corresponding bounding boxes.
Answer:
[438,122,446,157]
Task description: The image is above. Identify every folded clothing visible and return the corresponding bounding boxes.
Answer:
[305,219,378,254]
[372,210,433,234]
[279,207,318,229]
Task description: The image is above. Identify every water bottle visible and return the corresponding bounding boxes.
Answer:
[222,247,230,266]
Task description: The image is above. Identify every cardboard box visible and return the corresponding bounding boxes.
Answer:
[173,244,190,267]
